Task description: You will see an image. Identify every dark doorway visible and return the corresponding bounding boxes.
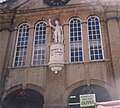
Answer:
[2,89,44,108]
[68,84,112,108]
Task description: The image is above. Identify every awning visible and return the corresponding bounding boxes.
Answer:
[96,100,120,108]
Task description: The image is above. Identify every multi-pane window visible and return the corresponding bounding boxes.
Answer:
[13,23,29,67]
[32,21,46,65]
[87,16,104,60]
[69,18,83,62]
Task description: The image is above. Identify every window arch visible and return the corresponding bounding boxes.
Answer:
[69,18,83,62]
[13,23,29,67]
[87,16,104,61]
[32,21,47,65]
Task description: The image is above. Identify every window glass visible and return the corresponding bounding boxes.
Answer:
[87,16,104,61]
[13,23,29,67]
[32,22,46,65]
[69,18,83,62]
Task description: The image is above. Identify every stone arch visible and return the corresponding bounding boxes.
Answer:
[90,79,114,95]
[67,84,112,108]
[86,14,103,21]
[2,84,23,101]
[63,79,113,106]
[26,83,45,95]
[15,18,33,29]
[2,84,45,102]
[68,16,82,23]
[2,84,45,108]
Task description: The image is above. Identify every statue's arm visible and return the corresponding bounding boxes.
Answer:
[61,26,63,34]
[49,19,55,29]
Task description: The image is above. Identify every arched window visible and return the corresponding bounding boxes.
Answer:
[13,23,29,67]
[69,18,83,62]
[32,21,46,65]
[87,16,104,61]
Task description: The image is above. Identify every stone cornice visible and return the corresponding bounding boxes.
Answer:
[0,3,104,14]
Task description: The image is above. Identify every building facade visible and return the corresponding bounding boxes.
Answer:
[0,0,120,108]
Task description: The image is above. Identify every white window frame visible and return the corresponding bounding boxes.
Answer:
[32,21,47,66]
[69,18,84,63]
[87,16,104,61]
[13,23,29,67]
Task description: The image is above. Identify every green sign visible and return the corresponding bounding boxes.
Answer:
[80,94,96,107]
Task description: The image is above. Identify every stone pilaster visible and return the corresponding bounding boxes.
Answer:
[106,11,120,99]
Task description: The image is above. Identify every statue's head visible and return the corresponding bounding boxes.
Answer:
[55,20,59,25]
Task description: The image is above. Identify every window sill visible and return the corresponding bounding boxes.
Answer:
[7,64,48,69]
[65,59,110,65]
[8,59,110,69]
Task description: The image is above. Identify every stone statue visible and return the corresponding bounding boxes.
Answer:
[49,19,63,43]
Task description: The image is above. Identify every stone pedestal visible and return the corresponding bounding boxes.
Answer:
[48,43,64,73]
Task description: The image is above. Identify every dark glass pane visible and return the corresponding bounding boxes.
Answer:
[96,26,99,29]
[71,57,74,62]
[74,28,77,31]
[92,22,95,25]
[96,21,99,25]
[71,52,74,56]
[90,50,94,54]
[93,31,96,34]
[79,52,82,56]
[99,55,103,59]
[71,48,74,52]
[97,35,100,39]
[74,37,77,41]
[75,48,78,51]
[70,28,73,32]
[35,41,38,44]
[75,57,78,61]
[95,55,98,59]
[35,36,38,40]
[90,46,93,49]
[70,20,73,24]
[95,50,98,54]
[91,56,94,60]
[89,31,92,35]
[79,48,82,51]
[89,36,92,40]
[79,57,83,61]
[92,26,95,30]
[78,36,81,41]
[75,52,78,56]
[74,23,77,27]
[43,40,45,44]
[99,50,102,54]
[89,27,91,30]
[15,57,19,61]
[71,38,73,41]
[14,62,18,66]
[93,35,96,39]
[78,27,81,31]
[78,23,81,27]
